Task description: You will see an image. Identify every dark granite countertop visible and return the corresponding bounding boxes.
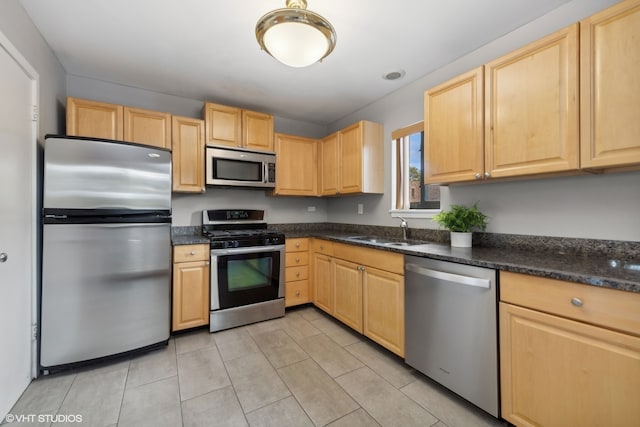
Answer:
[314,233,640,293]
[172,224,640,294]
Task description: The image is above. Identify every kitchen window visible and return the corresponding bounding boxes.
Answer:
[390,121,441,218]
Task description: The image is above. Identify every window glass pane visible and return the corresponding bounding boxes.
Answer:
[392,123,441,213]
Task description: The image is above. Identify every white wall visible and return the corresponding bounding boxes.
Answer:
[325,0,640,242]
[172,191,327,226]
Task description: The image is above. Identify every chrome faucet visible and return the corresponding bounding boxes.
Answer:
[399,217,409,240]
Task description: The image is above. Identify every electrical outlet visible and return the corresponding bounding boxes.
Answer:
[357,203,364,214]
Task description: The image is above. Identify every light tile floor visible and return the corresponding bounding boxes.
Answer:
[3,306,507,427]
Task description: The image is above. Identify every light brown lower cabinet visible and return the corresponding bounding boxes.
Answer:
[284,238,310,307]
[311,239,405,357]
[172,244,210,331]
[499,271,640,427]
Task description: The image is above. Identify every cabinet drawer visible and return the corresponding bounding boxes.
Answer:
[500,271,640,336]
[311,238,333,255]
[286,265,309,282]
[285,252,309,267]
[173,244,209,262]
[286,238,309,252]
[285,280,310,307]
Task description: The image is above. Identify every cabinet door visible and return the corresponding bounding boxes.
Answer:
[581,0,640,168]
[485,24,579,178]
[339,123,363,194]
[363,267,404,357]
[172,260,210,331]
[313,253,333,314]
[500,302,640,427]
[123,107,171,149]
[275,133,317,196]
[318,132,340,195]
[66,97,123,140]
[172,116,205,193]
[203,102,241,147]
[242,110,274,151]
[333,258,363,333]
[424,67,484,184]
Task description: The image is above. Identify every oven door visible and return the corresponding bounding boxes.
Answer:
[210,245,285,310]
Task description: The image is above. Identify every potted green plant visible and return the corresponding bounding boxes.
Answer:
[432,203,488,247]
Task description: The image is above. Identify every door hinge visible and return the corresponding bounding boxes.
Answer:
[32,105,38,122]
[32,324,38,341]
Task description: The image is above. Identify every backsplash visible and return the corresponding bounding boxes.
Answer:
[267,223,640,260]
[173,222,640,260]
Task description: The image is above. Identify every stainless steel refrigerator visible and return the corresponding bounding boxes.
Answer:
[40,135,172,371]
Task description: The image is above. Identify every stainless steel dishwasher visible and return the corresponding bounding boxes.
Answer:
[404,255,499,417]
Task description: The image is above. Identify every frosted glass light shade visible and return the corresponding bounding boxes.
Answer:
[263,22,330,68]
[256,1,336,68]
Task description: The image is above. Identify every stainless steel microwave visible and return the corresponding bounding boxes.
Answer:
[205,146,276,188]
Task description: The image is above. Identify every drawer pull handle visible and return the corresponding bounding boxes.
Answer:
[295,257,300,262]
[296,272,300,277]
[189,251,196,255]
[571,297,583,307]
[295,243,300,248]
[295,291,300,296]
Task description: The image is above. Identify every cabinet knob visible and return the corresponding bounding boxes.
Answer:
[571,297,583,307]
[484,172,491,179]
[475,173,481,180]
[295,243,300,248]
[295,291,300,296]
[189,251,196,255]
[205,262,210,266]
[320,245,324,250]
[296,272,300,277]
[295,257,300,263]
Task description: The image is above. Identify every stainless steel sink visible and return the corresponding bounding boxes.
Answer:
[345,236,425,247]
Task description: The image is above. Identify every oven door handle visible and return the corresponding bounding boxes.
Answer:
[210,244,285,256]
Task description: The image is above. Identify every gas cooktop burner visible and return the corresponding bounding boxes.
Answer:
[201,209,285,249]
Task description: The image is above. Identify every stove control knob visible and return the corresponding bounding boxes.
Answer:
[230,240,240,248]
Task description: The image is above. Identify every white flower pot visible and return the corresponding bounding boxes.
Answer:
[450,231,472,248]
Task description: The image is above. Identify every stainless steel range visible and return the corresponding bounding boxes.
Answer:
[202,209,285,332]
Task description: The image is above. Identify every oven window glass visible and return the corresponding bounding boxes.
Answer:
[215,250,281,309]
[227,258,272,291]
[213,158,262,182]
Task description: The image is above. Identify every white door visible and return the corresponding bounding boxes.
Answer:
[0,32,38,420]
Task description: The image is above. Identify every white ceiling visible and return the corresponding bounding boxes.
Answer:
[20,0,573,125]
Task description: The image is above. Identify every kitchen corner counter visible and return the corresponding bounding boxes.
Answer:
[280,230,640,294]
[171,226,209,246]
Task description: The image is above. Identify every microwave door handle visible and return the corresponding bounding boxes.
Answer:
[263,162,267,183]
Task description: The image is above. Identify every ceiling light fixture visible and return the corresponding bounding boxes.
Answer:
[256,0,336,68]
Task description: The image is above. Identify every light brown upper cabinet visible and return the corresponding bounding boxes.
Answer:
[580,0,640,169]
[424,67,484,184]
[318,121,384,195]
[67,97,172,149]
[424,24,580,184]
[172,116,205,193]
[274,133,318,196]
[203,102,274,152]
[123,106,172,149]
[485,24,579,179]
[67,97,124,141]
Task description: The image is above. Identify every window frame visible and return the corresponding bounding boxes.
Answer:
[390,121,441,219]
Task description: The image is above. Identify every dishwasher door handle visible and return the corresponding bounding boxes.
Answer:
[405,263,491,289]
